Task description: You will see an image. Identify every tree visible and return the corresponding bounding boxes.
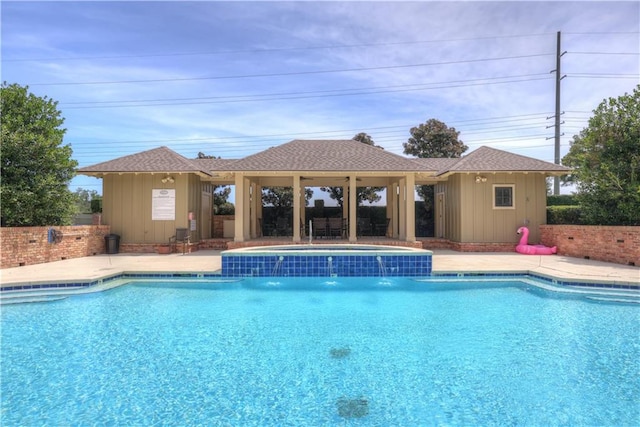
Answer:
[403,118,468,158]
[1,83,78,226]
[73,188,100,213]
[403,119,468,235]
[320,133,383,206]
[262,187,313,216]
[562,86,640,225]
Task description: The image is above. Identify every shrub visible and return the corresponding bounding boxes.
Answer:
[547,206,582,224]
[547,194,578,206]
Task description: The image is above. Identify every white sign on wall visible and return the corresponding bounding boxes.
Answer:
[152,189,175,220]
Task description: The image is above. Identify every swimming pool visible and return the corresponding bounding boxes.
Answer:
[2,277,638,425]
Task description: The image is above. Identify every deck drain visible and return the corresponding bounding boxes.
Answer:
[336,396,369,418]
[329,347,351,359]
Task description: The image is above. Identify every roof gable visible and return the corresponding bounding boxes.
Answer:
[435,146,571,176]
[225,139,421,171]
[78,146,211,175]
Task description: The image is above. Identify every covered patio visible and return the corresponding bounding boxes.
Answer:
[206,139,436,245]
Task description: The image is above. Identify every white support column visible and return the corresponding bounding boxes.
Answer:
[342,185,348,222]
[300,187,306,238]
[243,177,251,241]
[234,173,245,242]
[250,182,257,238]
[398,178,406,240]
[256,184,263,237]
[293,175,301,242]
[385,183,393,237]
[348,175,357,242]
[406,174,416,242]
[391,182,399,238]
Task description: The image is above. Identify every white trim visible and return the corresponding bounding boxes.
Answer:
[493,184,515,209]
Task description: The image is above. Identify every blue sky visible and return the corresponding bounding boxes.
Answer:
[2,1,639,197]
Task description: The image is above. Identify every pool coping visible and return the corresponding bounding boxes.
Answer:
[1,269,638,294]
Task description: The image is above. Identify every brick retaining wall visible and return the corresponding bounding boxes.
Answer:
[1,225,110,268]
[540,225,639,266]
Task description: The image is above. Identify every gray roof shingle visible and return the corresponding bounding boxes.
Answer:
[78,146,212,175]
[225,139,422,171]
[435,146,571,176]
[77,140,571,177]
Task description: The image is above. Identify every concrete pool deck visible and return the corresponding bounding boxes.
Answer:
[1,250,638,288]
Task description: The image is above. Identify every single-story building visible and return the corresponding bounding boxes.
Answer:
[78,139,571,252]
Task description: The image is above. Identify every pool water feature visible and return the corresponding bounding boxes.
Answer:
[1,277,638,426]
[221,244,432,277]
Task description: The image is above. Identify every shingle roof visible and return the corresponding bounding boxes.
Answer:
[412,157,460,172]
[78,146,212,175]
[224,139,422,171]
[77,141,571,177]
[434,146,571,176]
[192,158,238,170]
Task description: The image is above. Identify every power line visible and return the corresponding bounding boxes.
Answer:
[60,73,550,106]
[60,75,553,109]
[29,53,554,86]
[567,73,639,79]
[5,32,554,62]
[64,112,554,148]
[568,51,639,55]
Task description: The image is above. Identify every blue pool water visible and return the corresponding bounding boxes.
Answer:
[2,278,639,426]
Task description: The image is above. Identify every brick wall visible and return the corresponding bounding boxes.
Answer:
[540,225,639,266]
[1,225,111,269]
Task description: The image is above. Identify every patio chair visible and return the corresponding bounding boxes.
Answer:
[374,218,391,236]
[312,217,328,239]
[357,218,372,236]
[275,217,291,236]
[328,217,343,239]
[170,227,190,254]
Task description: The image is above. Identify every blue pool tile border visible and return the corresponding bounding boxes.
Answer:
[1,271,638,293]
[221,253,433,277]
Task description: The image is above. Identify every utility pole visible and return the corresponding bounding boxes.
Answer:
[552,31,566,195]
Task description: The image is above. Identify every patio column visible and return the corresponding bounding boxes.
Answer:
[406,174,416,242]
[385,183,393,237]
[300,188,306,238]
[256,184,263,237]
[398,178,406,240]
[391,182,399,238]
[250,181,258,238]
[234,173,245,242]
[293,175,301,242]
[342,185,348,225]
[348,175,357,242]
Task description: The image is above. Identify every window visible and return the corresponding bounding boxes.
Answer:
[493,185,515,209]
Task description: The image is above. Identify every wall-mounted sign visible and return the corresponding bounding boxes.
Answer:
[152,189,175,220]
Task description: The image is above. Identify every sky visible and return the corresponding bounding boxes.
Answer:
[2,1,639,198]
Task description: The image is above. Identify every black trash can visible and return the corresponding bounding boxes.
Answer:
[105,234,120,254]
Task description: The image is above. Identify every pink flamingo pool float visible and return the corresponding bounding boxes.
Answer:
[516,226,557,255]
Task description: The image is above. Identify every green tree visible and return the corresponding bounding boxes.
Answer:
[262,187,313,216]
[73,188,100,213]
[403,119,468,236]
[403,118,468,158]
[1,83,78,226]
[562,86,640,225]
[320,133,383,206]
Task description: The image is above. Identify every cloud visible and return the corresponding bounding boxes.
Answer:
[2,0,638,175]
